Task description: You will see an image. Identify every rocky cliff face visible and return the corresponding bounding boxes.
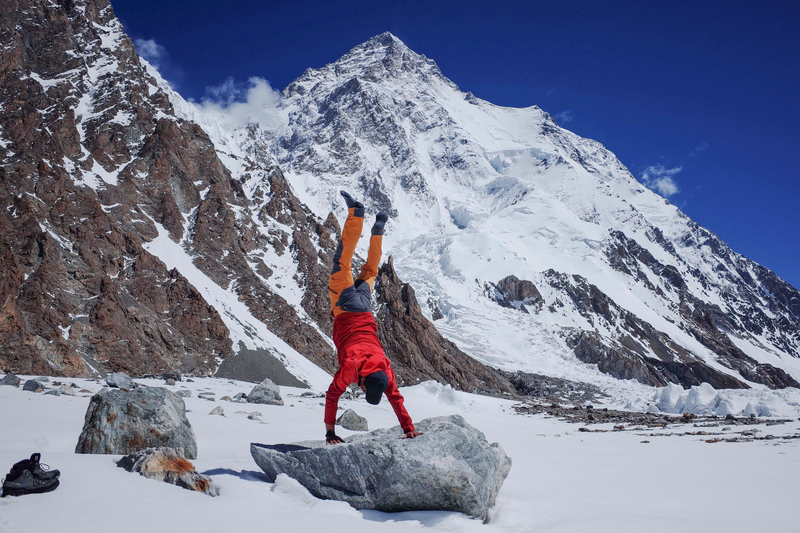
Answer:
[0,0,232,376]
[0,0,338,381]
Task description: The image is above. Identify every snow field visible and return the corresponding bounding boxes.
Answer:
[1,375,799,533]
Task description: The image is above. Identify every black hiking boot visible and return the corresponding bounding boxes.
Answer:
[2,468,60,497]
[9,453,60,482]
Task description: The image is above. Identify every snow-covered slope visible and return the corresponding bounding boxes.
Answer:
[245,32,800,393]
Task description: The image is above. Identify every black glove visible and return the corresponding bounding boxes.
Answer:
[326,429,344,445]
[372,212,388,235]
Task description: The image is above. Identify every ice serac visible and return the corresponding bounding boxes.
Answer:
[375,257,514,393]
[250,415,511,520]
[262,31,800,390]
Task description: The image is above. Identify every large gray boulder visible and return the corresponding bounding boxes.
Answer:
[75,386,197,459]
[247,378,284,406]
[22,378,47,392]
[250,415,511,520]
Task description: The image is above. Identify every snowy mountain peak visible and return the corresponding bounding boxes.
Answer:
[284,32,452,100]
[260,33,800,398]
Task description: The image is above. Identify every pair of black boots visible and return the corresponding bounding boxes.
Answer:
[1,453,60,497]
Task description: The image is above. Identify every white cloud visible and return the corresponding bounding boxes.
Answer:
[555,110,574,123]
[641,164,681,197]
[134,38,183,89]
[690,141,709,157]
[194,77,281,129]
[134,38,166,69]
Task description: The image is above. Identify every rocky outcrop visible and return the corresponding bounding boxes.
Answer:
[246,378,284,405]
[542,270,800,389]
[250,415,511,520]
[0,0,234,377]
[374,257,514,394]
[336,409,368,431]
[117,448,218,496]
[484,275,543,314]
[75,386,197,458]
[0,373,21,387]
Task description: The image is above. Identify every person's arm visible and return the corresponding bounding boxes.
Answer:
[383,372,422,438]
[324,361,359,444]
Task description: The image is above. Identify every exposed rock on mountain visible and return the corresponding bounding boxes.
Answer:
[0,0,334,383]
[0,0,233,376]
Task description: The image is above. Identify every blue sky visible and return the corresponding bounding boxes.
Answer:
[113,0,800,288]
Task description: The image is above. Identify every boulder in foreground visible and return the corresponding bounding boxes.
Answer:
[75,386,197,459]
[117,448,218,496]
[251,415,511,520]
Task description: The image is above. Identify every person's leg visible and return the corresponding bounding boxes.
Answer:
[328,192,364,313]
[356,212,387,291]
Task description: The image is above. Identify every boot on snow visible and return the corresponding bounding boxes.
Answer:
[2,453,61,497]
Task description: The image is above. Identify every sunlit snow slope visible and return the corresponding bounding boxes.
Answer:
[250,33,800,391]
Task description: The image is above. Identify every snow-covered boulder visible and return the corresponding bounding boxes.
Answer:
[247,378,284,406]
[250,415,511,520]
[75,386,197,459]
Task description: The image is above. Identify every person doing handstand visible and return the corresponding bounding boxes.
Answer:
[324,191,423,444]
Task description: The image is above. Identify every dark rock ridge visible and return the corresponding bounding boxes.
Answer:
[374,257,515,394]
[0,0,232,376]
[250,415,511,520]
[542,269,799,389]
[601,228,800,389]
[499,369,607,405]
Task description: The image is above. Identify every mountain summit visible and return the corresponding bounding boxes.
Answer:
[261,33,800,395]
